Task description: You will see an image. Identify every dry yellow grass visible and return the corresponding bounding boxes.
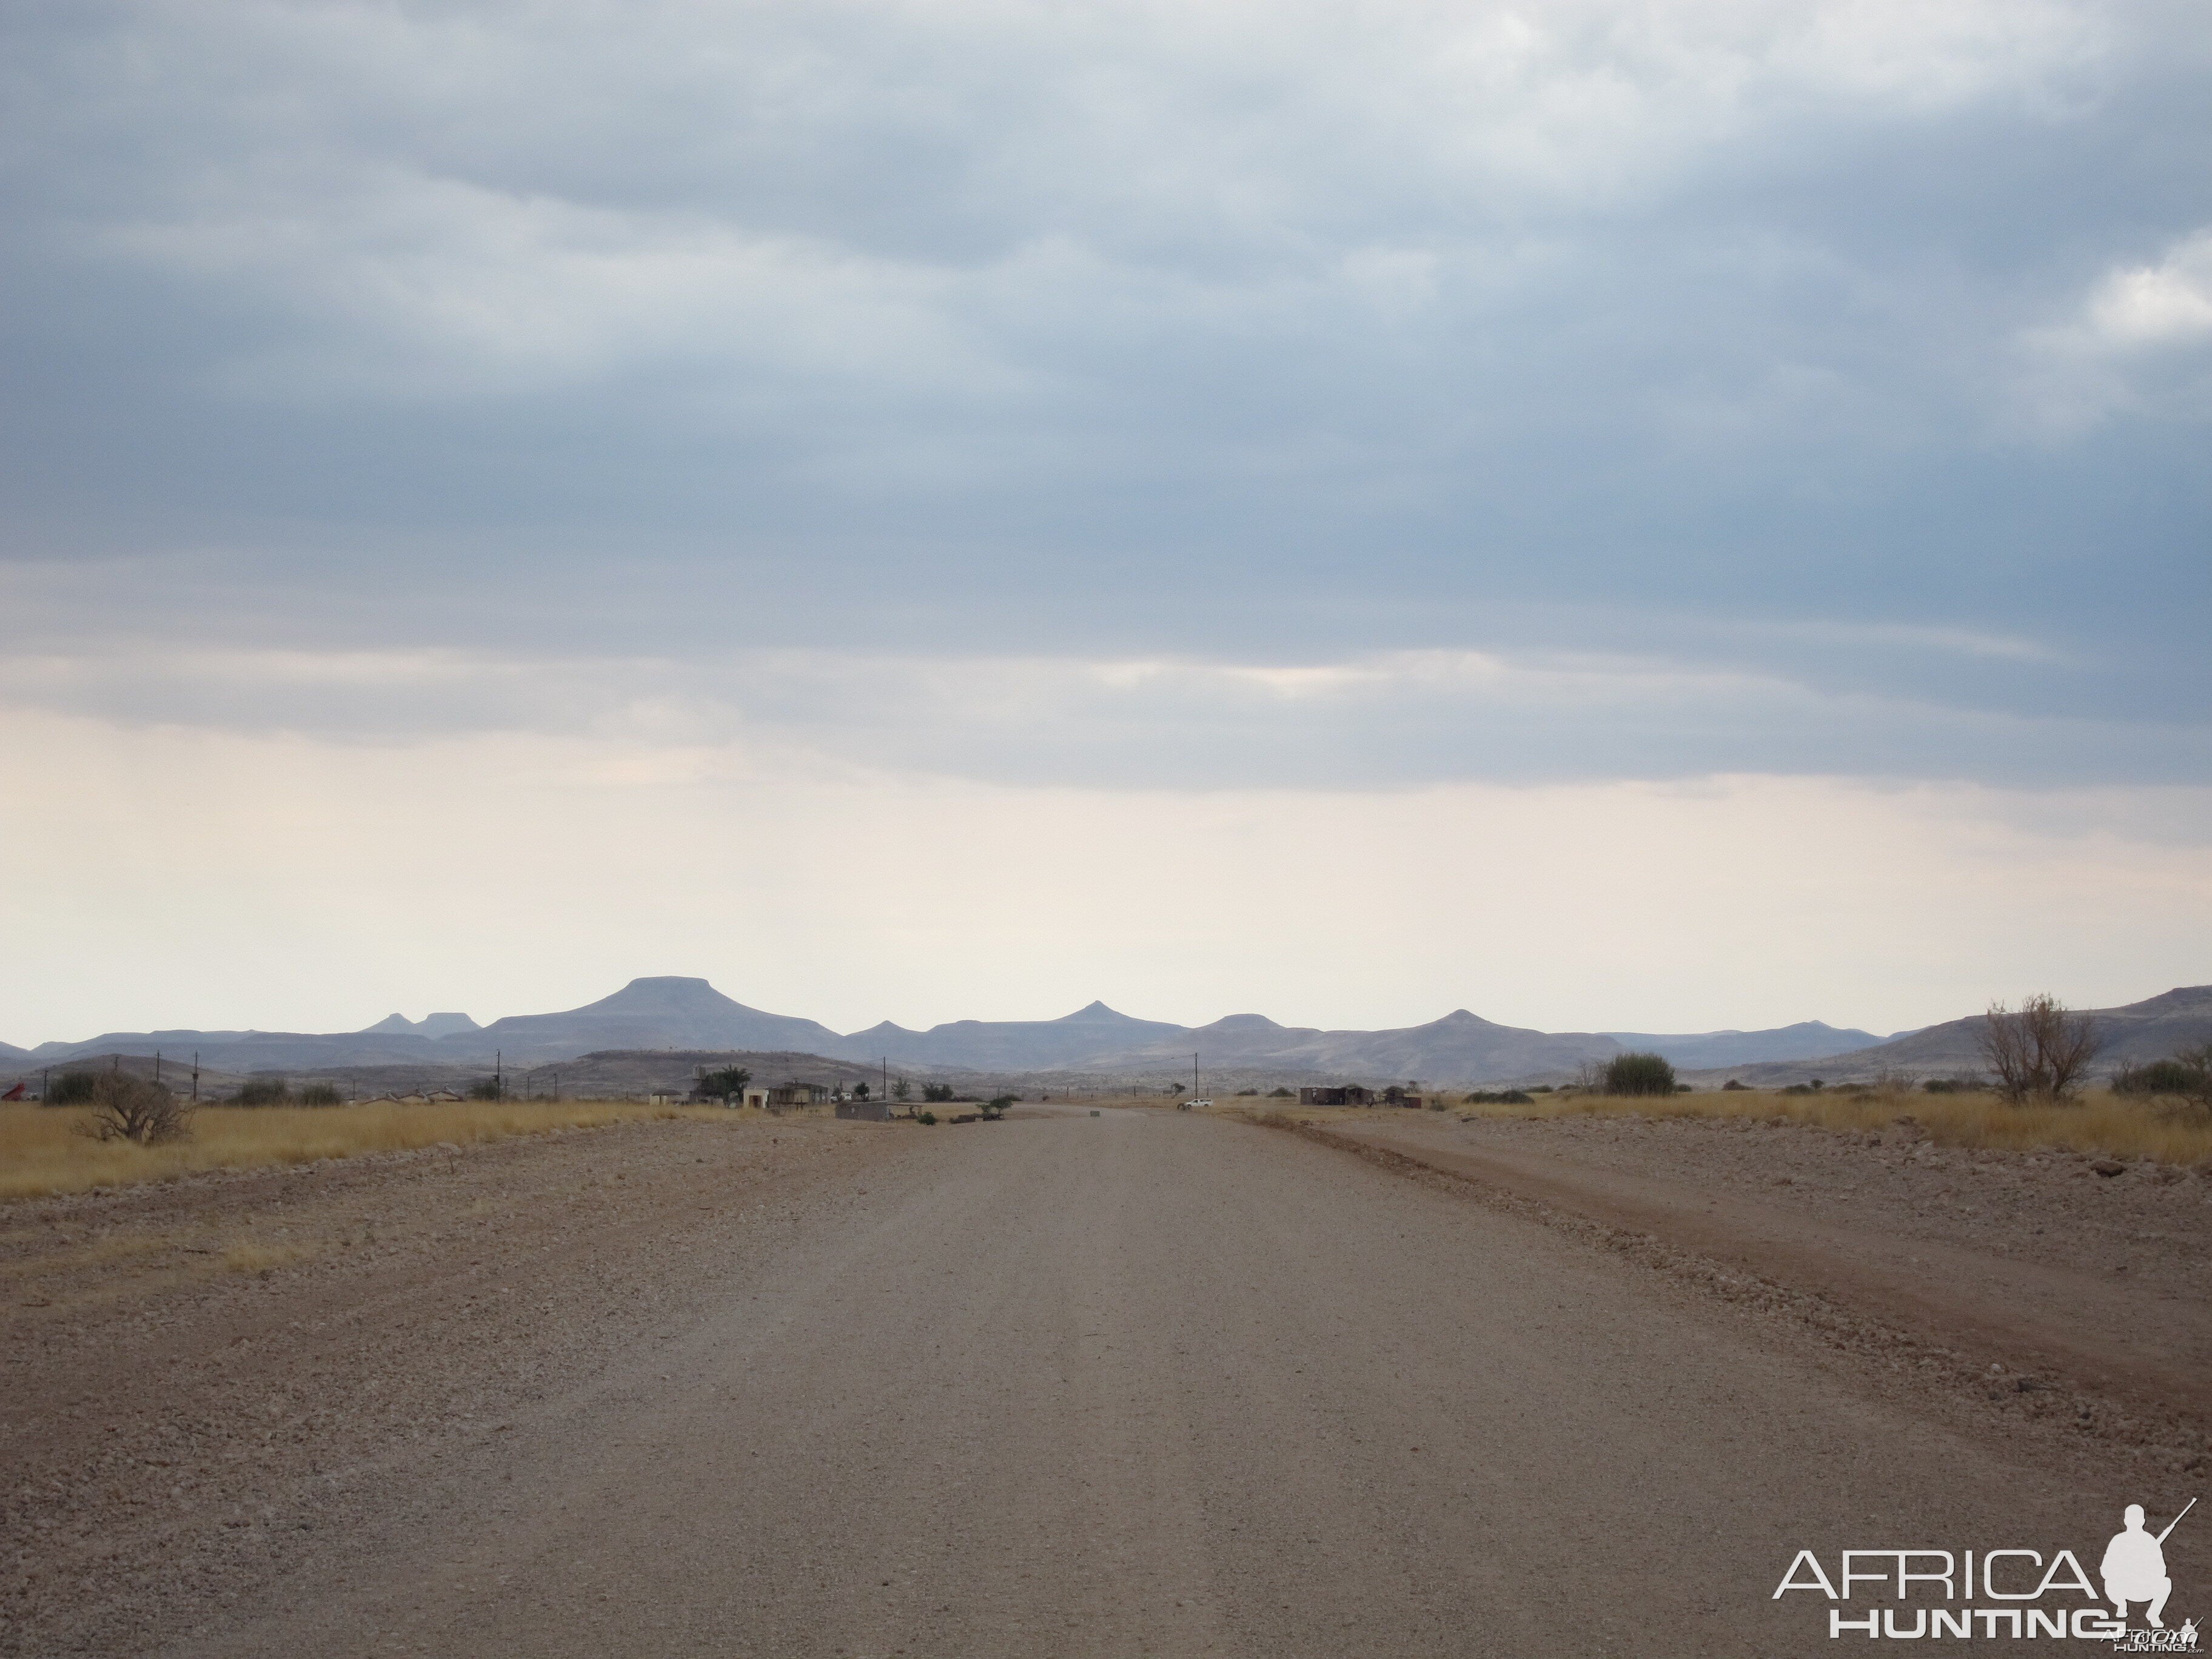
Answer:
[0,1099,746,1203]
[1238,1087,2212,1165]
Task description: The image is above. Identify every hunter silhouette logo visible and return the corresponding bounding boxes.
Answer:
[1774,1498,2198,1644]
[2105,1501,2190,1629]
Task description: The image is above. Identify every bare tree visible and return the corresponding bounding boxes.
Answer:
[1979,994,2103,1104]
[1871,1065,1915,1102]
[2032,997,2105,1100]
[76,1072,194,1144]
[1980,1004,2034,1101]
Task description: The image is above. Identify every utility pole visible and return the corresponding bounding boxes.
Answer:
[496,1049,503,1098]
[192,1051,199,1101]
[1193,1052,1199,1098]
[155,1050,162,1085]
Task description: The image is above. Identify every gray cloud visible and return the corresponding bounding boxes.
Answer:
[7,635,2207,794]
[1,0,2207,788]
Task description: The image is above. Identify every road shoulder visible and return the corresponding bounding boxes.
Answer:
[1270,1108,2211,1471]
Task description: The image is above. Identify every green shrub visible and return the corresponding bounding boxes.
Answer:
[2113,1058,2202,1096]
[917,1110,938,1125]
[1604,1052,1677,1096]
[1721,1079,1748,1091]
[298,1082,343,1107]
[466,1077,504,1101]
[922,1083,954,1103]
[234,1078,290,1107]
[697,1066,752,1097]
[1266,1086,1293,1098]
[47,1071,98,1105]
[1463,1088,1534,1105]
[2113,1048,2212,1112]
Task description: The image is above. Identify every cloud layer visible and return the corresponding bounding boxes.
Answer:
[5,3,2205,703]
[3,634,2207,792]
[1,2,2207,1036]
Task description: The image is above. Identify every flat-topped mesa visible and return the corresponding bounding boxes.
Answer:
[469,978,842,1062]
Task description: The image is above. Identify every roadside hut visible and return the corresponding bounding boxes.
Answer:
[1297,1086,1374,1106]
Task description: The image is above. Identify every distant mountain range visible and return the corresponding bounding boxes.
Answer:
[839,1000,1193,1071]
[1,974,1926,1084]
[1701,984,2212,1087]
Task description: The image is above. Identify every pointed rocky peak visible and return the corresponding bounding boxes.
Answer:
[364,1010,483,1037]
[1058,1000,1139,1024]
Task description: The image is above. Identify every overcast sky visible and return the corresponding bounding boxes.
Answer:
[3,0,2208,1044]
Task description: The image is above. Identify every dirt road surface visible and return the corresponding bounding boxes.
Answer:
[5,1107,2200,1657]
[1323,1111,2212,1424]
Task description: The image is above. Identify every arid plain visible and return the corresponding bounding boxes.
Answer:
[3,1093,2205,1657]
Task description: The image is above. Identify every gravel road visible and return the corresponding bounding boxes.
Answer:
[7,1107,2196,1656]
[1325,1110,2212,1430]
